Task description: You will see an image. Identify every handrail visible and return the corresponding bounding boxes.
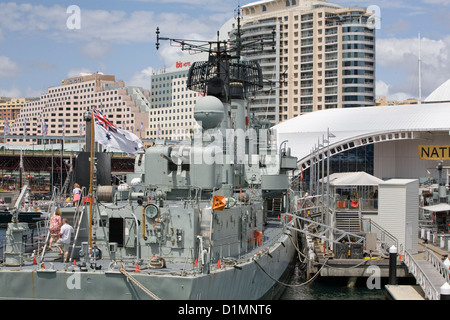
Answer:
[69,187,87,262]
[361,217,398,254]
[404,249,441,300]
[425,249,450,283]
[40,186,59,262]
[285,212,365,246]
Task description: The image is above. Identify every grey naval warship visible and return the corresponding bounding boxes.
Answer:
[0,26,299,300]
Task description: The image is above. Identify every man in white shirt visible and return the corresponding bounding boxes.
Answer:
[56,218,74,263]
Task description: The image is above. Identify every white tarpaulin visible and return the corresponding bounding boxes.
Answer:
[320,172,383,186]
[421,203,450,212]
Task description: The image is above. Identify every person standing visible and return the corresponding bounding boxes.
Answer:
[56,218,74,263]
[48,208,62,250]
[72,183,81,207]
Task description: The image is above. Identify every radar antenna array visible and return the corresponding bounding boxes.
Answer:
[155,8,275,102]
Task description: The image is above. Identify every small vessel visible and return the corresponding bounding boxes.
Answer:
[0,21,300,300]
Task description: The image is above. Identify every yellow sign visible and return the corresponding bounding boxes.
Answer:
[418,145,450,160]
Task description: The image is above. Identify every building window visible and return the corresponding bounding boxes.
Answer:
[263,5,266,11]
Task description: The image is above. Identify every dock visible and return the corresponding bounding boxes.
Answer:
[312,238,450,300]
[385,285,425,300]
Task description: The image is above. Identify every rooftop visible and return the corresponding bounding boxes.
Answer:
[274,102,450,162]
[424,79,450,103]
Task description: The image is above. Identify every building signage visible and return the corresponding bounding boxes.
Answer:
[418,145,450,160]
[176,61,191,68]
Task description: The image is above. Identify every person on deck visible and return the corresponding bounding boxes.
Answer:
[56,218,74,263]
[72,183,81,207]
[48,209,62,250]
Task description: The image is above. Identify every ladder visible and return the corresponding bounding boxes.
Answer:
[272,198,282,213]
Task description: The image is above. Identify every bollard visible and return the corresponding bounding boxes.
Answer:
[388,245,398,285]
[441,283,450,300]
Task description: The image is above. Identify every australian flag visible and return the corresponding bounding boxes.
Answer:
[92,107,142,154]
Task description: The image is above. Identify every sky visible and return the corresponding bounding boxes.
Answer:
[0,0,449,102]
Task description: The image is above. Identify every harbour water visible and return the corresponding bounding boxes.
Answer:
[0,227,389,300]
[280,263,388,300]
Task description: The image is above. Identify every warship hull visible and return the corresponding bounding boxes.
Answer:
[0,229,296,300]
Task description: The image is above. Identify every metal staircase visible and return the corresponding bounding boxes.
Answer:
[335,211,361,233]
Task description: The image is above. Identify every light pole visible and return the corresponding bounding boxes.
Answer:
[324,127,335,250]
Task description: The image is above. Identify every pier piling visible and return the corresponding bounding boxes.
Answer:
[388,245,398,285]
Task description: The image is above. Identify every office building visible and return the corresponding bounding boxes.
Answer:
[149,66,202,141]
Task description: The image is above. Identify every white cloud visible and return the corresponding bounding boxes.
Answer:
[0,86,22,98]
[0,56,20,78]
[376,80,389,97]
[422,0,450,5]
[376,80,412,101]
[0,2,223,45]
[376,36,450,100]
[79,38,113,60]
[127,66,154,89]
[66,68,94,78]
[0,86,42,98]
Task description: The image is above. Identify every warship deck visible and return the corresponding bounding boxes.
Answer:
[0,217,291,274]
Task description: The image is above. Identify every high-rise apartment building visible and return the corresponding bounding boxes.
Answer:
[9,73,150,144]
[234,0,375,125]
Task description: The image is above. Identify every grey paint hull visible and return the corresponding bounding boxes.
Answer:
[0,233,296,300]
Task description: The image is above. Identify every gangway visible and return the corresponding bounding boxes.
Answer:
[404,248,449,300]
[284,213,365,246]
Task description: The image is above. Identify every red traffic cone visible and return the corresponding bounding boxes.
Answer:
[33,257,37,265]
[135,264,140,273]
[194,259,198,267]
[216,259,221,269]
[73,259,77,265]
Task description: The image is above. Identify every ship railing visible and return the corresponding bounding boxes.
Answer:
[1,238,5,263]
[208,216,290,265]
[3,219,50,264]
[39,186,62,262]
[69,187,88,262]
[23,219,49,257]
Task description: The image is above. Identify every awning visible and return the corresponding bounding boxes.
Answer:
[320,172,383,186]
[421,203,450,212]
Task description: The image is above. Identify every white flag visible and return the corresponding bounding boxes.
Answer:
[93,108,142,154]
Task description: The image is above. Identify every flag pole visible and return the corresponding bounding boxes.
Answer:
[88,107,95,254]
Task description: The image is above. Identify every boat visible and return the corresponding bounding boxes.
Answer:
[0,211,46,225]
[0,23,300,300]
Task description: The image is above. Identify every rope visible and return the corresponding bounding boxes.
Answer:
[254,257,328,288]
[119,268,161,300]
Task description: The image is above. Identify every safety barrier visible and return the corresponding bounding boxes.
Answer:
[404,249,448,300]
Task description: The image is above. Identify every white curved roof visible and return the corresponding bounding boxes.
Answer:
[274,102,450,163]
[424,79,450,103]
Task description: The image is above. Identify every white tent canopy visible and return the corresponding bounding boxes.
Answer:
[321,172,383,186]
[273,102,450,164]
[421,203,450,212]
